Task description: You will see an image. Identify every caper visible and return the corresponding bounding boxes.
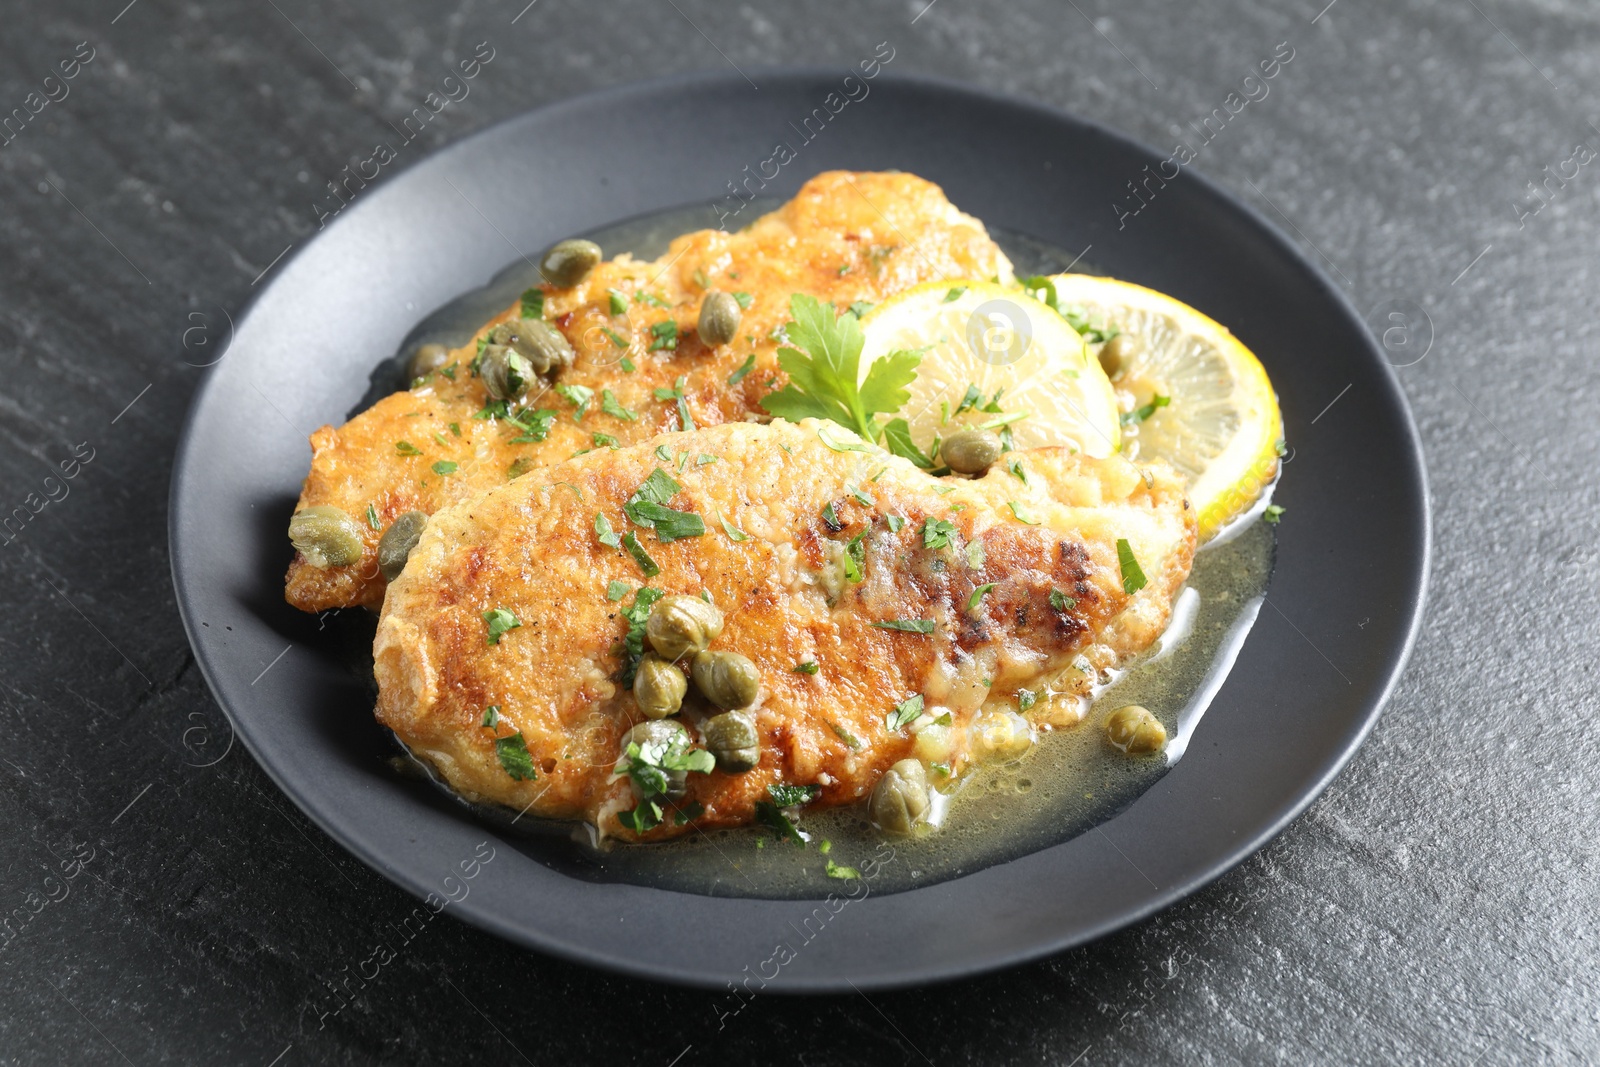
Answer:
[407,342,450,381]
[620,719,690,800]
[540,238,602,288]
[690,649,760,709]
[969,708,1034,763]
[1098,333,1135,379]
[488,319,575,377]
[1104,704,1166,755]
[869,759,929,836]
[377,510,428,581]
[288,505,364,569]
[479,345,534,402]
[702,709,760,773]
[646,595,725,660]
[698,291,742,347]
[942,428,1003,475]
[633,654,688,719]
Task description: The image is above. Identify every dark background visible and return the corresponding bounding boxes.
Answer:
[1,0,1594,1063]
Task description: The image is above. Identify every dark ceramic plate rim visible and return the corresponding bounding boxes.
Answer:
[170,69,1429,991]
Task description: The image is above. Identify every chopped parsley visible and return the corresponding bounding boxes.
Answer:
[1018,689,1037,711]
[695,453,718,466]
[816,425,870,453]
[768,783,821,808]
[830,722,862,749]
[825,859,861,880]
[621,531,660,577]
[882,417,935,468]
[482,608,521,646]
[592,432,620,449]
[873,619,935,634]
[607,288,628,316]
[508,457,535,479]
[760,294,922,442]
[494,732,537,781]
[754,801,805,845]
[555,383,594,418]
[728,353,756,385]
[622,469,703,540]
[922,517,957,550]
[620,356,636,373]
[718,511,749,542]
[822,502,842,531]
[653,375,695,429]
[1007,501,1042,525]
[595,512,622,548]
[520,287,544,320]
[887,693,925,730]
[1263,504,1286,524]
[614,729,714,832]
[841,531,867,583]
[968,582,997,609]
[1116,538,1148,594]
[649,320,678,351]
[886,515,907,533]
[394,440,423,456]
[692,268,709,289]
[600,389,637,421]
[942,286,966,303]
[507,408,557,443]
[732,291,754,309]
[1121,395,1171,426]
[848,488,875,507]
[605,579,631,601]
[449,422,461,436]
[634,291,670,309]
[431,460,457,476]
[616,586,664,683]
[1006,457,1029,484]
[848,300,875,317]
[601,327,628,349]
[654,445,674,463]
[794,660,820,675]
[1050,588,1077,611]
[366,504,380,530]
[966,539,986,568]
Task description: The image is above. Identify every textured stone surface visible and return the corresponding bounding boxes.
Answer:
[1,0,1596,1063]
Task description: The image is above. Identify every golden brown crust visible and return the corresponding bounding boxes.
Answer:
[373,419,1195,841]
[286,171,1014,612]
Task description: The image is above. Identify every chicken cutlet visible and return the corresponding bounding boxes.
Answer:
[373,418,1196,842]
[286,171,1014,612]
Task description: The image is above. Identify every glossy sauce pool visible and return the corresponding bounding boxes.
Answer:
[382,203,1278,899]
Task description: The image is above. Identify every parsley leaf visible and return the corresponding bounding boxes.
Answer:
[922,517,957,550]
[596,512,622,548]
[507,408,557,443]
[431,460,457,476]
[718,511,749,542]
[754,801,805,845]
[942,286,966,303]
[601,326,628,349]
[825,859,861,880]
[968,582,997,609]
[888,694,925,730]
[1050,588,1077,611]
[882,417,935,467]
[556,383,594,418]
[619,530,660,577]
[395,440,423,456]
[1116,538,1148,594]
[872,619,935,634]
[1006,457,1029,484]
[600,389,637,421]
[618,800,663,834]
[1121,394,1171,426]
[628,501,705,541]
[654,375,696,430]
[520,288,544,320]
[483,608,521,646]
[649,320,678,351]
[634,291,669,308]
[607,288,627,316]
[886,515,907,533]
[1007,501,1042,525]
[494,732,537,781]
[831,722,862,749]
[728,353,756,385]
[592,432,620,449]
[617,586,664,683]
[794,660,820,675]
[366,504,380,530]
[1263,504,1285,524]
[605,579,630,601]
[842,531,867,583]
[732,291,754,309]
[768,783,821,808]
[759,294,922,441]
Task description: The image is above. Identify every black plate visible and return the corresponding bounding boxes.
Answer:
[170,71,1428,990]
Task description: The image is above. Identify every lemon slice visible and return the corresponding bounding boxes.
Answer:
[857,280,1121,459]
[1047,274,1283,540]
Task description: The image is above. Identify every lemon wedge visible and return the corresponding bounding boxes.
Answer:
[857,280,1121,459]
[1045,274,1283,540]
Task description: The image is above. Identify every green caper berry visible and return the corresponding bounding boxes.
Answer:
[633,654,688,720]
[479,345,534,402]
[288,505,364,569]
[1099,333,1135,379]
[869,759,929,835]
[690,649,760,710]
[540,238,602,288]
[407,342,450,381]
[702,709,760,773]
[697,291,742,347]
[646,595,725,660]
[488,319,575,377]
[377,510,428,582]
[1104,704,1166,755]
[942,428,1003,475]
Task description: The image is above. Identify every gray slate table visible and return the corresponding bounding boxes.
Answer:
[1,0,1593,1063]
